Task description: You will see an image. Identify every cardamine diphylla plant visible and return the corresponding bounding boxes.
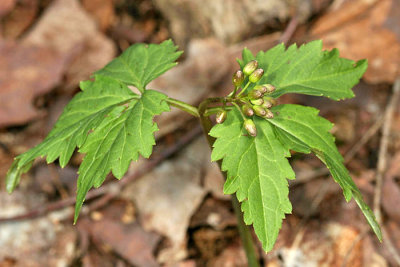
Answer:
[6,39,382,259]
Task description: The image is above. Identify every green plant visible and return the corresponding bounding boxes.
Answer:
[6,39,382,263]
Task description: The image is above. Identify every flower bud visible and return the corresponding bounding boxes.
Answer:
[250,98,263,106]
[264,109,274,119]
[253,105,267,117]
[248,89,263,99]
[262,99,272,109]
[216,110,227,124]
[242,104,254,117]
[262,96,276,109]
[249,69,264,83]
[244,119,257,137]
[264,84,276,93]
[232,70,244,87]
[254,85,267,94]
[243,60,258,75]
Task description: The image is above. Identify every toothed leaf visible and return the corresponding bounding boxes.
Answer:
[241,40,367,100]
[268,104,382,241]
[210,110,295,252]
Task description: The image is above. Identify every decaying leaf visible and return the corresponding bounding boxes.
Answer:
[0,41,65,127]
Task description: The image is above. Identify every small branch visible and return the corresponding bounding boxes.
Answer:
[279,15,299,44]
[165,97,199,117]
[373,77,400,225]
[382,226,400,265]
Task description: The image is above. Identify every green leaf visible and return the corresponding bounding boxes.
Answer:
[268,104,382,241]
[96,39,182,92]
[6,75,170,223]
[209,110,295,252]
[75,88,169,222]
[6,75,137,191]
[241,40,367,100]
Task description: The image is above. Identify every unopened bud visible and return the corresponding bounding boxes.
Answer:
[249,69,264,83]
[264,109,274,119]
[244,119,257,137]
[242,104,254,117]
[232,70,244,87]
[262,97,275,109]
[264,84,276,93]
[243,60,258,76]
[254,85,267,94]
[216,110,227,124]
[253,105,267,117]
[250,98,263,106]
[248,89,263,99]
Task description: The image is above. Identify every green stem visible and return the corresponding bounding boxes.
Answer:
[231,102,247,121]
[237,81,251,97]
[204,106,234,117]
[165,97,199,117]
[198,98,260,267]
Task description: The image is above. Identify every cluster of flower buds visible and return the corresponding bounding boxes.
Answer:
[243,60,264,83]
[246,84,276,118]
[232,60,265,88]
[229,60,278,137]
[241,84,276,136]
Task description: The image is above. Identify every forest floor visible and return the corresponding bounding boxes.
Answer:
[0,0,399,266]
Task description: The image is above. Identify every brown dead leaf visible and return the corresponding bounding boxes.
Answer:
[190,197,236,230]
[122,138,208,264]
[266,222,363,267]
[82,0,115,31]
[310,0,400,83]
[0,0,15,18]
[154,0,311,47]
[23,0,116,90]
[208,244,247,267]
[382,153,400,222]
[1,0,38,39]
[64,33,116,90]
[79,218,161,267]
[0,191,77,266]
[204,162,230,200]
[0,41,65,127]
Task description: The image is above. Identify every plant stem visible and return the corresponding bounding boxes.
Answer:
[237,81,251,97]
[204,106,234,117]
[231,102,247,121]
[165,97,200,117]
[198,98,260,267]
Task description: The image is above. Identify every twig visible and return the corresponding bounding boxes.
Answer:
[373,77,400,225]
[382,226,400,265]
[279,15,298,45]
[0,125,203,223]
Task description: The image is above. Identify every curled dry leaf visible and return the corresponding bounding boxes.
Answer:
[311,0,400,83]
